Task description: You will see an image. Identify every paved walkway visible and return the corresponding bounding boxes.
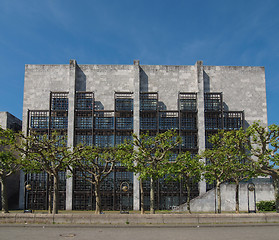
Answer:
[1,212,279,225]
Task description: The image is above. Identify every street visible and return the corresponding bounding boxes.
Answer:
[0,224,279,240]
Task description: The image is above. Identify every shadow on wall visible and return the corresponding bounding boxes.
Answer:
[158,102,167,111]
[76,66,86,92]
[204,71,210,92]
[94,101,104,110]
[140,68,148,92]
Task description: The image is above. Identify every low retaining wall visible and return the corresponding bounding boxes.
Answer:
[176,182,274,212]
[1,213,279,225]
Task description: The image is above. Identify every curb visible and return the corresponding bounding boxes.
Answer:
[1,213,279,225]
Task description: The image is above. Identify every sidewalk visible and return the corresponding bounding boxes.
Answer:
[1,213,279,225]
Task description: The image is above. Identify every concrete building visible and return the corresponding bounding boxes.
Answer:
[0,112,22,210]
[19,60,268,211]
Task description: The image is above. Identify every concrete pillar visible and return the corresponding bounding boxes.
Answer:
[133,60,140,210]
[66,59,77,210]
[196,61,207,196]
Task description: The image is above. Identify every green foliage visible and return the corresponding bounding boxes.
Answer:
[202,129,254,184]
[16,131,72,174]
[72,144,125,182]
[121,129,181,180]
[120,129,181,214]
[246,121,279,212]
[15,131,73,214]
[166,152,203,183]
[246,121,279,175]
[72,144,128,214]
[256,200,276,212]
[0,127,19,177]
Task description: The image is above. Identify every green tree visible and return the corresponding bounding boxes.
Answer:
[121,129,181,214]
[207,129,256,213]
[247,122,279,212]
[15,131,72,214]
[71,145,125,214]
[0,127,19,213]
[166,152,203,213]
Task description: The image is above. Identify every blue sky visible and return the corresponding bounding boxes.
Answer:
[0,0,278,124]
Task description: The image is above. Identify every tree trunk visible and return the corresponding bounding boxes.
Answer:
[95,182,101,214]
[150,177,155,214]
[140,179,145,214]
[48,174,52,214]
[0,175,9,213]
[186,178,191,214]
[272,176,279,213]
[216,180,221,214]
[235,180,240,214]
[52,172,59,215]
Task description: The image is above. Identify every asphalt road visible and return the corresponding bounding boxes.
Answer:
[0,224,279,240]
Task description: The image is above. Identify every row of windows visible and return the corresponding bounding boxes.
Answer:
[49,92,227,112]
[75,133,197,149]
[75,134,133,147]
[30,114,241,131]
[31,116,68,129]
[205,113,243,130]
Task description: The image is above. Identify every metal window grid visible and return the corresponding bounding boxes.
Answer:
[159,111,179,130]
[115,131,133,145]
[51,92,69,111]
[75,131,93,146]
[73,168,133,211]
[51,114,68,129]
[140,92,158,111]
[115,112,133,130]
[115,92,133,111]
[179,93,197,111]
[94,131,114,147]
[180,112,197,130]
[204,93,222,111]
[75,111,93,129]
[223,111,244,130]
[94,111,114,130]
[205,112,222,130]
[25,172,66,210]
[140,112,157,130]
[76,92,94,111]
[29,111,49,129]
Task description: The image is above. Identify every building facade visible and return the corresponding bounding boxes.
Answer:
[19,60,267,211]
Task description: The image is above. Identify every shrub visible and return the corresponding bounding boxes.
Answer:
[256,200,276,212]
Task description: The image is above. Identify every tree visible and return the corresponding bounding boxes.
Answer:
[206,129,256,213]
[121,129,181,214]
[15,131,72,214]
[166,152,203,213]
[0,127,19,213]
[201,130,250,213]
[247,122,279,212]
[71,145,125,214]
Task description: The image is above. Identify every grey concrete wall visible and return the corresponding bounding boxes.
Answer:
[176,182,274,212]
[0,112,8,129]
[77,65,135,110]
[203,66,267,127]
[22,64,70,135]
[0,112,22,131]
[140,65,197,110]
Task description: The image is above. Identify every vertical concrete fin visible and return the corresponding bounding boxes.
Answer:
[196,61,207,195]
[66,59,77,210]
[133,60,140,211]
